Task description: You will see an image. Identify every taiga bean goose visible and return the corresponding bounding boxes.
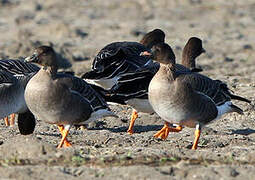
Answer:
[0,70,36,134]
[24,46,117,148]
[81,29,165,90]
[0,70,26,119]
[0,59,39,126]
[94,37,206,134]
[0,58,73,127]
[141,43,250,149]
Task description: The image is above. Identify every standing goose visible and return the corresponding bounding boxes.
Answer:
[0,70,36,134]
[0,70,26,119]
[0,59,39,126]
[24,46,117,148]
[141,43,250,149]
[0,58,74,127]
[81,29,165,90]
[95,37,206,134]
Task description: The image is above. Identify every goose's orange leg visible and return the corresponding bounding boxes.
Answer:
[4,116,9,126]
[10,114,15,127]
[154,122,182,140]
[58,125,72,148]
[127,109,138,134]
[4,114,15,126]
[192,124,201,150]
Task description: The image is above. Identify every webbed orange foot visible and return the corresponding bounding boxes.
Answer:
[63,139,72,147]
[154,122,170,140]
[154,122,183,140]
[57,125,72,148]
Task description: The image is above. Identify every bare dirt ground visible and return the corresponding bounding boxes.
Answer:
[0,0,255,179]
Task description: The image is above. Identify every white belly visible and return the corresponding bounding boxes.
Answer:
[216,101,233,119]
[126,98,154,113]
[77,109,117,125]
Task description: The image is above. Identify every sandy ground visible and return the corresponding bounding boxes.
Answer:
[0,0,255,179]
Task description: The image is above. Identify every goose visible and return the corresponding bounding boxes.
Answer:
[24,46,117,148]
[0,58,74,126]
[141,43,250,149]
[81,29,165,90]
[0,59,39,126]
[0,69,36,134]
[94,37,206,134]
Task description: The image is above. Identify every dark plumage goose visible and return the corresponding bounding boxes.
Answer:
[24,46,117,148]
[82,29,165,90]
[0,70,36,134]
[94,37,207,134]
[141,43,250,149]
[0,70,25,119]
[0,59,40,74]
[0,59,39,126]
[91,70,155,134]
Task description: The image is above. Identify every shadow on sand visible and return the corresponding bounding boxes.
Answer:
[88,124,163,133]
[231,128,255,135]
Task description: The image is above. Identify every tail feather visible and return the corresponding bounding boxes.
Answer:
[191,68,203,73]
[89,84,126,105]
[219,83,251,104]
[81,71,102,79]
[230,104,244,115]
[229,94,251,104]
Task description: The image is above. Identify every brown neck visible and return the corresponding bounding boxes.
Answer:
[182,53,196,69]
[159,63,176,81]
[43,65,58,76]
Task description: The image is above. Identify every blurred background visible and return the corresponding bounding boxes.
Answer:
[0,0,254,82]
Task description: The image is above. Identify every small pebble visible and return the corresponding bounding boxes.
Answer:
[230,169,239,177]
[224,57,234,62]
[243,44,252,50]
